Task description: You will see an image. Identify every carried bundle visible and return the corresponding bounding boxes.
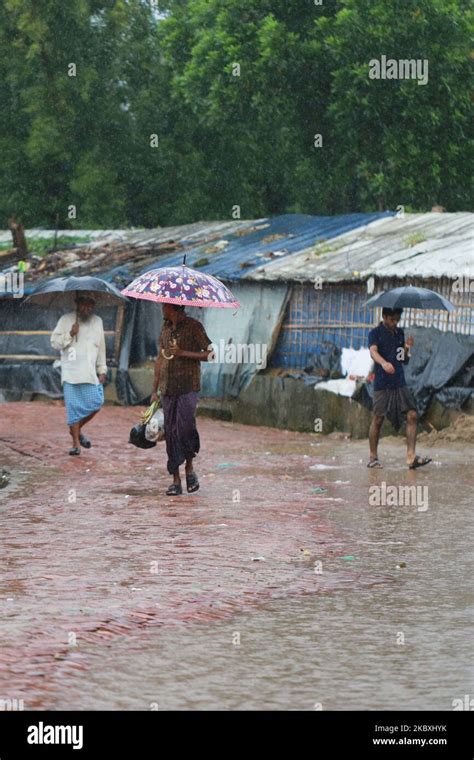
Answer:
[129,399,165,449]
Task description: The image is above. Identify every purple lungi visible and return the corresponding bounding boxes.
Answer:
[161,391,200,475]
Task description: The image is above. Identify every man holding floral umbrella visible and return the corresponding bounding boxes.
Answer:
[150,302,212,495]
[122,261,240,496]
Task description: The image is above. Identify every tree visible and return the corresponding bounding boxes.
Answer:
[0,0,471,227]
[313,0,473,211]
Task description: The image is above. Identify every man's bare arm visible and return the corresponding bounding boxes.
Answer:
[369,344,395,375]
[170,348,211,361]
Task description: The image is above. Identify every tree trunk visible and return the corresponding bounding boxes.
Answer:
[8,216,29,259]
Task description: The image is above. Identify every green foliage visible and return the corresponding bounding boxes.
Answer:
[0,0,471,229]
[404,232,428,247]
[0,235,91,254]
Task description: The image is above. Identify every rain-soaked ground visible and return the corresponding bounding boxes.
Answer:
[0,403,472,710]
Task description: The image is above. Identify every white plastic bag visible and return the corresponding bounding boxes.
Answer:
[145,408,165,442]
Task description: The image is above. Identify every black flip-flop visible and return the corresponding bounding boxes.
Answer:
[367,458,383,468]
[186,472,199,493]
[69,447,81,456]
[408,455,432,470]
[79,434,91,449]
[166,483,183,496]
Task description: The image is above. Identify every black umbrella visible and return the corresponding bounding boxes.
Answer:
[24,275,128,308]
[365,285,455,311]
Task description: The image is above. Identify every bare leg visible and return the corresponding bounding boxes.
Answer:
[185,457,194,475]
[369,414,384,464]
[69,423,81,449]
[165,466,182,494]
[406,409,417,464]
[173,467,181,486]
[69,409,100,448]
[79,409,100,430]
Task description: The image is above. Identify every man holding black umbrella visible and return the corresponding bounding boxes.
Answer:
[367,307,432,470]
[51,293,107,455]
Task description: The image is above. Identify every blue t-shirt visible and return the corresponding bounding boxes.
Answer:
[368,322,406,391]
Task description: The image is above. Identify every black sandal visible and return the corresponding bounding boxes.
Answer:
[79,434,91,449]
[186,472,200,493]
[408,455,432,470]
[367,458,383,468]
[69,447,81,456]
[166,483,183,496]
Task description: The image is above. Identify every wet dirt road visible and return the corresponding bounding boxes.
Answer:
[0,403,472,709]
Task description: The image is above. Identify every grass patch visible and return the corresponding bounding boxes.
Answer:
[0,234,92,256]
[404,231,427,247]
[312,238,345,256]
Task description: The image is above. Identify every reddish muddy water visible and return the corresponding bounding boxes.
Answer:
[0,403,472,709]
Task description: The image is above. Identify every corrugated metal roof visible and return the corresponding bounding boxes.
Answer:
[84,219,266,248]
[138,212,392,280]
[0,220,262,249]
[0,219,263,296]
[0,211,405,295]
[246,213,473,282]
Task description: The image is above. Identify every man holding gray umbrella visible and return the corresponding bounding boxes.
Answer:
[25,275,127,456]
[365,285,454,469]
[367,307,431,470]
[51,293,107,455]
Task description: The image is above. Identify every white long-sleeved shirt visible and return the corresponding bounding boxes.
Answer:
[51,311,107,385]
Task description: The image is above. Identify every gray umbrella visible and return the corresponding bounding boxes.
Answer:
[23,275,128,307]
[365,285,455,311]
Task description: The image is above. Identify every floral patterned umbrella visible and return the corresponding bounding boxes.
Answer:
[121,265,240,308]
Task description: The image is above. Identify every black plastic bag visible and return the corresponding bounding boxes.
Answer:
[128,422,156,449]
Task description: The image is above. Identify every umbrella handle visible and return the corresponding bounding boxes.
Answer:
[161,337,177,360]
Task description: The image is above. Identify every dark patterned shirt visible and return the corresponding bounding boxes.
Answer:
[158,316,212,395]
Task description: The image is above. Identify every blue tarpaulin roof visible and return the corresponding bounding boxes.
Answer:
[0,212,394,297]
[138,212,393,281]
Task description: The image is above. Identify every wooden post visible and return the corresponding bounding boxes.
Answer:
[53,212,59,251]
[114,303,126,363]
